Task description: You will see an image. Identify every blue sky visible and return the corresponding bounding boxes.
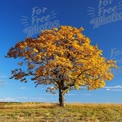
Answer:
[0,0,122,103]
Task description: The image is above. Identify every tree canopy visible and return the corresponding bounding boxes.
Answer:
[6,26,117,106]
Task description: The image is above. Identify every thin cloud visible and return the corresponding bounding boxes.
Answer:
[106,88,111,91]
[30,97,48,101]
[110,89,122,92]
[66,93,92,96]
[19,86,26,90]
[40,94,57,96]
[105,85,122,89]
[38,93,92,96]
[81,94,92,96]
[0,75,8,78]
[0,80,6,86]
[0,80,5,84]
[0,97,18,102]
[0,96,47,102]
[66,94,77,96]
[16,96,28,100]
[105,85,122,92]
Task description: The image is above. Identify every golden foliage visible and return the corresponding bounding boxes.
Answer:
[7,26,117,92]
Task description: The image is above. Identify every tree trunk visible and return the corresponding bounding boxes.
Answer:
[59,87,65,107]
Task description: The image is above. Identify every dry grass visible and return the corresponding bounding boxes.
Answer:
[0,102,122,122]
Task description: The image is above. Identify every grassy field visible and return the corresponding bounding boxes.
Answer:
[0,102,122,122]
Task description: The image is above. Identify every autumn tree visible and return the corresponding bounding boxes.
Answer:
[6,26,117,107]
